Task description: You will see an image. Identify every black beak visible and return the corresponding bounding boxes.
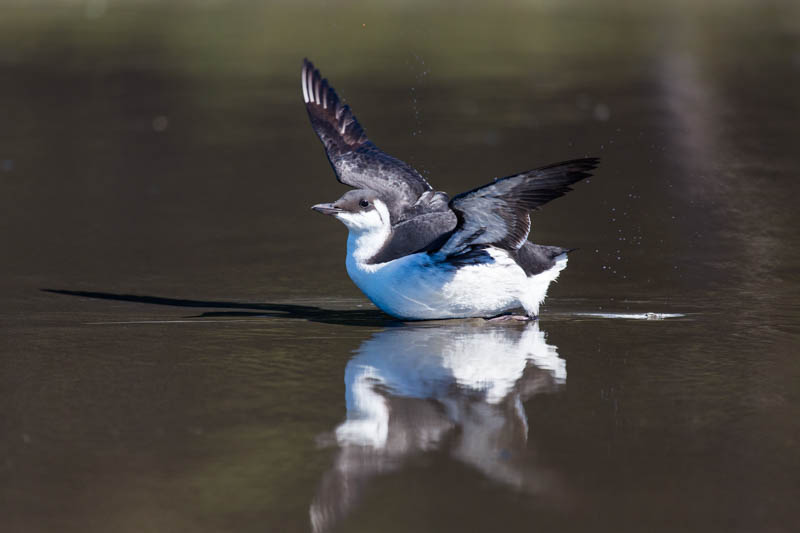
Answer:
[311,203,342,216]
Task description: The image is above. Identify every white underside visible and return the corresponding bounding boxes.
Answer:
[336,322,565,448]
[346,240,568,320]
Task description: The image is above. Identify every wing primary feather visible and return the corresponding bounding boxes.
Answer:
[301,59,598,251]
[301,61,309,103]
[302,59,438,221]
[434,157,600,256]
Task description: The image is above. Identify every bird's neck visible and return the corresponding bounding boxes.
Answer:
[346,226,391,266]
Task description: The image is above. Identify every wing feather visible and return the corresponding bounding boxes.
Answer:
[435,158,600,257]
[302,59,433,220]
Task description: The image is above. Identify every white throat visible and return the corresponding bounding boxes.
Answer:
[341,200,392,265]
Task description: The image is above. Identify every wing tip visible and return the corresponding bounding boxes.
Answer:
[531,156,601,189]
[543,156,601,173]
[301,58,370,149]
[302,58,323,105]
[301,59,311,103]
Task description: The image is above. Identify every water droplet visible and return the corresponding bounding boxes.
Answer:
[593,103,610,121]
[152,115,169,132]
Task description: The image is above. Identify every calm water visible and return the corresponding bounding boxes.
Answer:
[2,1,799,532]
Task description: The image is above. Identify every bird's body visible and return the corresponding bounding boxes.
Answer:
[347,245,568,321]
[336,196,568,319]
[302,59,598,320]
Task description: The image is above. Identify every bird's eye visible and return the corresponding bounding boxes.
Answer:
[359,199,370,208]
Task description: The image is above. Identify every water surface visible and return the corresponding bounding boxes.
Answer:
[1,2,799,532]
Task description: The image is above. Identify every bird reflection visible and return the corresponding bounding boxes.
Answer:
[310,322,566,532]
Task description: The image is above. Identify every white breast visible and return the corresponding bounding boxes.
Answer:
[346,245,560,320]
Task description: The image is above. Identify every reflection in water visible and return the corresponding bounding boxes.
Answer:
[311,323,566,532]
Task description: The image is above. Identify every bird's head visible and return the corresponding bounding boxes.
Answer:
[312,189,391,235]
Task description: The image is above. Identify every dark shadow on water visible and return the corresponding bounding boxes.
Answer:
[42,289,398,327]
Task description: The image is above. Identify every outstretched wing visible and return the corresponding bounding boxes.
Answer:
[435,158,599,257]
[302,59,433,219]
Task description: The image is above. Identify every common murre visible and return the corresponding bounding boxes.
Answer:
[303,59,599,320]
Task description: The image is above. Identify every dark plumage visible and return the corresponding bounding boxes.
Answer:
[303,59,599,279]
[514,243,575,276]
[367,210,458,264]
[435,158,599,258]
[303,59,436,223]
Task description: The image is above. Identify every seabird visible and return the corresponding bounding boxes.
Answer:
[302,59,599,320]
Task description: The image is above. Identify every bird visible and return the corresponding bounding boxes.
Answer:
[302,58,598,321]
